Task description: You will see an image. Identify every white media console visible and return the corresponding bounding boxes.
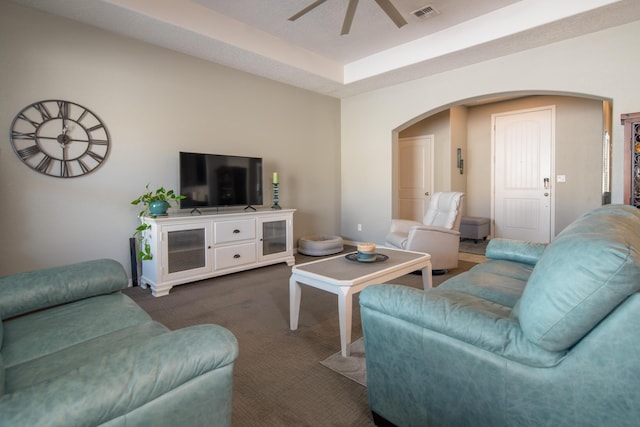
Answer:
[139,208,295,296]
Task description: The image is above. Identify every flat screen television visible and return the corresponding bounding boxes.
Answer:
[179,152,263,209]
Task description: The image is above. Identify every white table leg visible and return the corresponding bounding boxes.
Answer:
[337,288,353,357]
[290,276,301,330]
[422,262,433,289]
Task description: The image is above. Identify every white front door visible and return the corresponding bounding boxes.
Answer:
[492,106,555,243]
[398,136,434,221]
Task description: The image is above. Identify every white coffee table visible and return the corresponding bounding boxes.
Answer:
[289,247,432,356]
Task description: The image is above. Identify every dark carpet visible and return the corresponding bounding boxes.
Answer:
[459,238,489,255]
[124,248,476,426]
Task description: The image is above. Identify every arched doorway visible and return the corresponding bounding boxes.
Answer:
[393,93,612,239]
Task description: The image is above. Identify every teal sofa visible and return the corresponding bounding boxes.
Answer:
[361,204,640,427]
[0,259,238,426]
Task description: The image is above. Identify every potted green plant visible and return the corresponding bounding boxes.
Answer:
[131,184,185,260]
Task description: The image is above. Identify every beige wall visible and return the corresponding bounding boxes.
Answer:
[341,20,640,246]
[398,107,468,210]
[0,1,341,276]
[449,106,468,196]
[399,110,451,194]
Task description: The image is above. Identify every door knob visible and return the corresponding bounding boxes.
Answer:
[425,192,429,196]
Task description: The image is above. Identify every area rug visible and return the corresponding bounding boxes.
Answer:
[459,238,489,255]
[320,338,366,386]
[318,261,479,387]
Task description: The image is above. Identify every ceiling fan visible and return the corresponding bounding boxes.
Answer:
[289,0,408,35]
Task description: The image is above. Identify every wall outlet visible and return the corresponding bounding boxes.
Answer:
[357,223,362,232]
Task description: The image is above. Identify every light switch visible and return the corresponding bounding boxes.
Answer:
[557,175,566,183]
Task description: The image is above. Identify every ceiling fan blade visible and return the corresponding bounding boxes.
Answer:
[288,0,328,21]
[374,0,407,28]
[340,0,359,35]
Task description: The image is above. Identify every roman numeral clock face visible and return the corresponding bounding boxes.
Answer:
[10,100,110,178]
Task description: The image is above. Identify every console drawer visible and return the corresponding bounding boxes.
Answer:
[214,219,256,244]
[215,243,257,270]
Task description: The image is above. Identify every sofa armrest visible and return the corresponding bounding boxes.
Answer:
[0,259,128,320]
[360,284,565,367]
[485,238,547,265]
[389,219,422,234]
[0,324,238,426]
[406,226,460,256]
[409,225,460,237]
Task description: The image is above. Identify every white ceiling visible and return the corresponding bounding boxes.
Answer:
[194,0,521,63]
[10,0,640,98]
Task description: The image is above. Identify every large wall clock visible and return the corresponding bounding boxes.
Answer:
[10,100,110,178]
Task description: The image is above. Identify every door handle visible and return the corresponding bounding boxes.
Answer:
[424,192,429,196]
[543,178,549,189]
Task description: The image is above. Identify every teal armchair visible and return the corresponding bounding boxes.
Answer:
[0,259,238,426]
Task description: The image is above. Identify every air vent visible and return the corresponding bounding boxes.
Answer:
[411,5,440,19]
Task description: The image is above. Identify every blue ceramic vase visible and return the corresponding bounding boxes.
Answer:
[148,200,170,216]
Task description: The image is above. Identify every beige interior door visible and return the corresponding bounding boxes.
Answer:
[398,136,434,221]
[492,106,554,243]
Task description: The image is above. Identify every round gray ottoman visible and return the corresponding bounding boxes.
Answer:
[298,235,344,256]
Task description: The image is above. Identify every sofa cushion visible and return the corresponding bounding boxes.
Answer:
[439,259,532,308]
[5,321,168,393]
[2,293,151,368]
[519,205,640,351]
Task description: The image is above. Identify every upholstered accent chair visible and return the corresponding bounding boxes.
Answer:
[386,192,464,271]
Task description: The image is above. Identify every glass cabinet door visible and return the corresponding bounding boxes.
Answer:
[261,219,287,256]
[167,228,206,273]
[162,223,212,279]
